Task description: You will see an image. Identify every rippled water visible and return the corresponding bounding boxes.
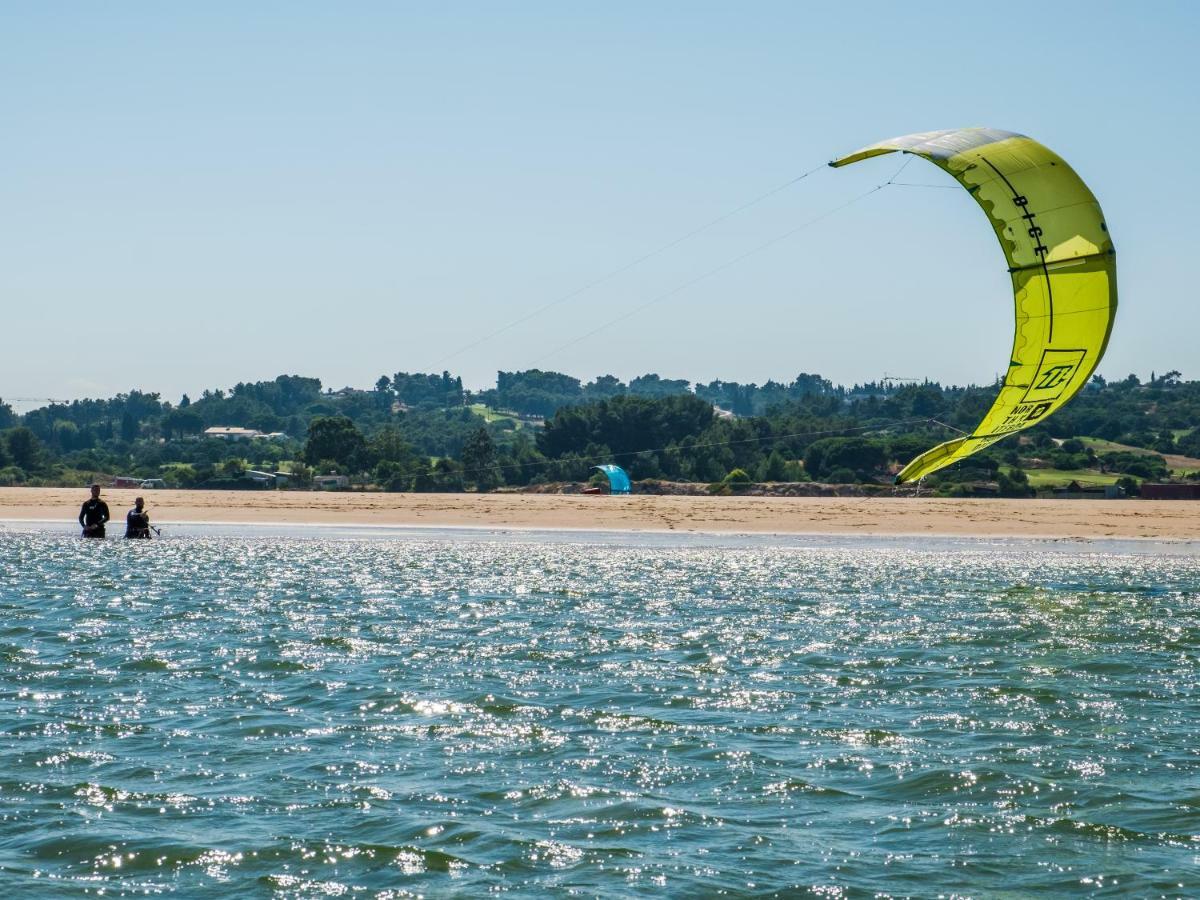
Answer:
[1,529,1199,896]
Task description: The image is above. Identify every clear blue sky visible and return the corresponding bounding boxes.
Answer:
[2,2,1196,407]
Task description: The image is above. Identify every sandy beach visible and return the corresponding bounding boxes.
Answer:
[1,486,1197,540]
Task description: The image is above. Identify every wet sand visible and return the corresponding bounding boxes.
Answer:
[1,487,1197,540]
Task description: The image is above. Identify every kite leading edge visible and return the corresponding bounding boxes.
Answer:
[830,128,1117,484]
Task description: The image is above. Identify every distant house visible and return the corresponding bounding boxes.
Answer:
[244,470,277,487]
[204,426,262,441]
[111,476,142,489]
[313,474,350,491]
[1052,481,1124,499]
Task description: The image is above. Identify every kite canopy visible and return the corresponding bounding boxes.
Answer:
[592,464,631,494]
[830,128,1117,483]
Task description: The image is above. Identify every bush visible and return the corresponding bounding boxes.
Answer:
[408,461,464,492]
[0,466,26,486]
[997,467,1034,497]
[375,460,412,492]
[1100,451,1167,480]
[1116,475,1140,497]
[159,463,197,487]
[722,468,752,492]
[827,466,858,484]
[1178,429,1200,458]
[1045,449,1090,470]
[804,437,887,481]
[221,458,247,477]
[755,450,789,482]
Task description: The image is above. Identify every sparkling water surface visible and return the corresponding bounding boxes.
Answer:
[1,528,1198,897]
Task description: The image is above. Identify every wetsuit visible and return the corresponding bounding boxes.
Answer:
[125,508,151,539]
[79,498,110,538]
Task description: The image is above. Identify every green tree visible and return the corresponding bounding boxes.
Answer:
[369,426,422,490]
[432,458,464,491]
[375,460,414,492]
[628,373,691,399]
[583,374,625,400]
[374,375,394,411]
[304,416,366,471]
[494,369,582,416]
[804,437,887,481]
[392,371,464,409]
[1178,429,1200,458]
[997,467,1034,497]
[722,468,752,491]
[163,407,204,439]
[52,420,80,452]
[539,394,714,465]
[413,458,464,492]
[1099,451,1167,480]
[461,427,500,491]
[5,427,42,470]
[287,460,313,487]
[369,426,418,466]
[221,458,247,477]
[1116,475,1140,497]
[756,449,789,482]
[120,412,138,443]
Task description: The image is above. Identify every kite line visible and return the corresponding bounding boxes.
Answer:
[528,155,915,366]
[423,162,831,370]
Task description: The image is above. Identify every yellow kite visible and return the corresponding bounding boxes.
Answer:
[831,128,1117,483]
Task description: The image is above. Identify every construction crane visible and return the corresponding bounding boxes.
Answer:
[879,373,922,389]
[4,397,72,407]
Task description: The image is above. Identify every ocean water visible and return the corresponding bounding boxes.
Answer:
[1,528,1198,897]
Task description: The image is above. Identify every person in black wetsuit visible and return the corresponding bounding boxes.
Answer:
[125,496,151,539]
[79,484,110,538]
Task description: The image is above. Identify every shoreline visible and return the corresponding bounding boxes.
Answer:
[10,518,1200,559]
[1,486,1197,541]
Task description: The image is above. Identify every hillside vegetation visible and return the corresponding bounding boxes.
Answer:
[3,369,1198,496]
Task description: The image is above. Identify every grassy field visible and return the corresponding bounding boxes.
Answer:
[1077,437,1148,455]
[1005,466,1122,489]
[468,404,523,426]
[1077,437,1200,474]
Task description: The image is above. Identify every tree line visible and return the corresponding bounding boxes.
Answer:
[1,368,1197,494]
